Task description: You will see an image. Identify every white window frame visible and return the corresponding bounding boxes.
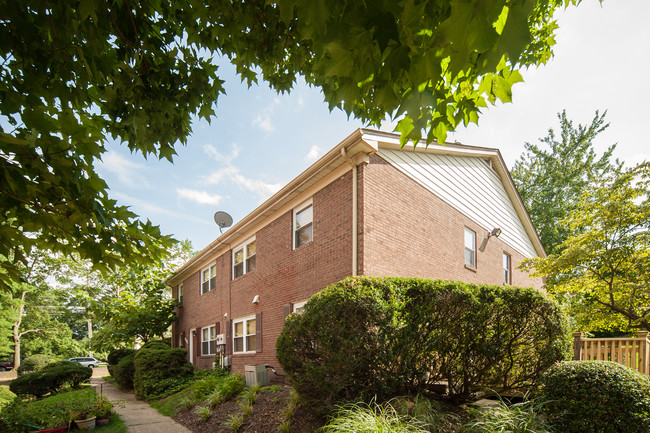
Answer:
[464,227,477,269]
[293,300,308,314]
[232,237,256,279]
[201,264,216,294]
[178,283,183,304]
[233,315,256,354]
[293,199,313,250]
[503,252,512,285]
[201,325,216,356]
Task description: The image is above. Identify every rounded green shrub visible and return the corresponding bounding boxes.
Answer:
[539,361,650,433]
[113,352,136,389]
[277,277,569,410]
[16,354,59,376]
[9,361,92,398]
[133,346,193,400]
[107,347,135,376]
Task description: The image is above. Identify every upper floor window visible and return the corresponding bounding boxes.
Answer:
[201,264,216,294]
[464,228,476,268]
[233,238,256,279]
[294,201,313,249]
[233,316,256,353]
[201,325,216,355]
[178,283,183,304]
[503,252,511,285]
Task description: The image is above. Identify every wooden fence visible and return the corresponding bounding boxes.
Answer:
[573,331,650,375]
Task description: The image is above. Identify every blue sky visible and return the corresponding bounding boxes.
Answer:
[96,0,650,252]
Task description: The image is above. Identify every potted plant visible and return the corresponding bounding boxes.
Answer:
[71,402,97,430]
[94,396,114,426]
[36,414,68,433]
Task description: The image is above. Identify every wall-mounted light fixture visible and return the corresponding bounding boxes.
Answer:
[223,313,228,318]
[252,295,260,304]
[488,227,502,239]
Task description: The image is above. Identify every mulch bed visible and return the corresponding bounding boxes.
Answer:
[172,384,326,433]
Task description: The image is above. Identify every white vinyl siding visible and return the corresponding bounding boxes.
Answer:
[378,148,537,258]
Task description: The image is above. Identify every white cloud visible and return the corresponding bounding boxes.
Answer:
[203,142,240,165]
[100,152,148,187]
[112,191,209,225]
[176,188,224,206]
[253,114,274,132]
[305,145,322,162]
[203,166,239,185]
[231,172,283,197]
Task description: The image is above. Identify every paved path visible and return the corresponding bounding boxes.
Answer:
[90,377,192,433]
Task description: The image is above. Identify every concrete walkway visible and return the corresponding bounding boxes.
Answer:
[90,377,192,433]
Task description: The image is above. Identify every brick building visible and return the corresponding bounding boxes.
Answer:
[168,129,545,373]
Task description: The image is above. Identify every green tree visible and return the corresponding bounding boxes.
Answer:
[1,0,579,290]
[522,163,650,332]
[511,110,620,254]
[87,240,194,350]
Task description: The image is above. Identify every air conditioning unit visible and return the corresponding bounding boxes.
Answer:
[216,333,225,345]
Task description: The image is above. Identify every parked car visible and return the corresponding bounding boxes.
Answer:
[0,360,13,371]
[68,357,99,368]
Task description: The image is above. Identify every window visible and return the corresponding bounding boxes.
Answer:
[503,253,511,285]
[233,238,256,279]
[293,301,307,314]
[464,228,476,268]
[178,283,183,304]
[201,264,216,294]
[294,201,313,248]
[233,316,256,353]
[201,325,216,355]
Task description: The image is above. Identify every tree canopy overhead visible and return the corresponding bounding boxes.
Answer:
[1,0,578,289]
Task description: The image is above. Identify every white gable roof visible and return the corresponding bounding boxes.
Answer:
[378,148,538,258]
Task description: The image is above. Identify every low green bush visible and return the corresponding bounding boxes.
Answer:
[1,387,95,432]
[192,369,230,401]
[16,354,59,376]
[207,374,245,406]
[9,362,92,398]
[539,361,650,433]
[277,277,569,410]
[0,385,16,410]
[133,346,193,400]
[112,353,136,389]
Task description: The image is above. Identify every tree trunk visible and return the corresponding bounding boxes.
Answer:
[12,291,26,370]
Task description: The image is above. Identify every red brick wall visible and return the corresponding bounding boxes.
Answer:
[174,172,354,373]
[174,154,543,374]
[359,154,543,290]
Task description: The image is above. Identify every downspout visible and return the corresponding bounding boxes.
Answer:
[341,148,358,276]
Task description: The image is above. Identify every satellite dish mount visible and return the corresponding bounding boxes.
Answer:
[213,211,233,234]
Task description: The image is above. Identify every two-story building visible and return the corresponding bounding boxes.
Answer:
[167,129,545,373]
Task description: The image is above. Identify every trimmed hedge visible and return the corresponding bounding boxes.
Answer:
[539,361,650,433]
[113,352,136,389]
[133,346,193,400]
[277,277,569,409]
[107,348,135,372]
[9,361,92,398]
[16,354,59,376]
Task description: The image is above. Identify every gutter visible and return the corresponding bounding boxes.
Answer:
[341,148,358,276]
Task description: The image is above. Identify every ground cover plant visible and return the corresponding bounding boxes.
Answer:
[278,277,570,410]
[539,361,650,433]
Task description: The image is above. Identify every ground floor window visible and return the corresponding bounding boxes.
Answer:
[202,325,216,355]
[233,316,256,353]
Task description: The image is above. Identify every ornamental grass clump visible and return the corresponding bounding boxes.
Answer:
[539,361,650,433]
[322,400,429,433]
[462,397,554,433]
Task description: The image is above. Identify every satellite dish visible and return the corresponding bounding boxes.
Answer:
[213,211,233,233]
